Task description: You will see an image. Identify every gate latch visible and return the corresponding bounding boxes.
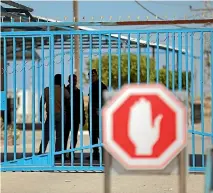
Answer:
[0,91,6,111]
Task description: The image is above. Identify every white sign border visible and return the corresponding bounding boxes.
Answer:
[103,83,187,170]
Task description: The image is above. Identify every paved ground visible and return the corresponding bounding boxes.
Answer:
[1,172,205,193]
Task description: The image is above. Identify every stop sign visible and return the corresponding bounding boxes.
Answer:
[103,84,187,170]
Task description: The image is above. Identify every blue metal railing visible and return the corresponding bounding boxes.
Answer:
[0,27,213,173]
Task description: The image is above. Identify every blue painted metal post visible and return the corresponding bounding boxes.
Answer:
[190,33,195,169]
[3,37,8,162]
[32,37,36,156]
[69,34,74,166]
[50,35,55,165]
[127,33,131,84]
[13,37,17,160]
[185,33,189,110]
[166,32,169,88]
[200,32,205,168]
[89,34,93,165]
[178,32,182,91]
[80,34,84,167]
[61,34,65,165]
[172,32,175,92]
[22,37,26,158]
[118,34,121,89]
[98,34,103,166]
[108,34,112,90]
[137,33,140,84]
[41,37,45,154]
[156,33,160,83]
[37,60,41,129]
[146,33,150,83]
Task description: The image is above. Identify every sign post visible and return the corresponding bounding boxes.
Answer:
[179,148,187,193]
[104,150,112,193]
[204,146,213,193]
[103,84,188,193]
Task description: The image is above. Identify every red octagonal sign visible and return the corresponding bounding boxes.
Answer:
[103,84,187,170]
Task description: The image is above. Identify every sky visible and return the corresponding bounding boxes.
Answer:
[3,1,213,97]
[18,1,207,22]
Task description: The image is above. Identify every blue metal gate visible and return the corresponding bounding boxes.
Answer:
[0,24,213,172]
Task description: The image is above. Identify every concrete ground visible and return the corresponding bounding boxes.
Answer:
[1,172,205,193]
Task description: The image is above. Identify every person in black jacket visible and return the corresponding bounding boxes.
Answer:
[87,69,107,160]
[65,74,86,159]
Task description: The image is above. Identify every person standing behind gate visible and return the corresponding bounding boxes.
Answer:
[38,74,70,160]
[64,74,86,159]
[87,69,107,160]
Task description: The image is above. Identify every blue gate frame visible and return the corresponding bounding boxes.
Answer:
[0,24,213,172]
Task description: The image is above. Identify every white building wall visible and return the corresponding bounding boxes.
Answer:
[8,90,39,123]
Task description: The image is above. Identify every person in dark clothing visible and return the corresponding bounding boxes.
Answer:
[87,69,107,160]
[38,74,70,160]
[64,74,86,159]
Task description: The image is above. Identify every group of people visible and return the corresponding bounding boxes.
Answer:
[38,69,107,161]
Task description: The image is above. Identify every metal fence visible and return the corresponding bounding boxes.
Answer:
[0,25,213,172]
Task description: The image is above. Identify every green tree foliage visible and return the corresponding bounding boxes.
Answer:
[158,67,191,90]
[85,53,191,90]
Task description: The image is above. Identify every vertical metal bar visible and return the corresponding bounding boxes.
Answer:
[3,37,8,162]
[70,34,74,166]
[32,37,36,155]
[178,32,182,90]
[22,37,26,158]
[156,33,160,83]
[211,32,213,144]
[98,34,103,166]
[37,61,41,128]
[50,35,55,164]
[172,32,175,92]
[41,37,45,154]
[48,36,52,157]
[185,33,189,117]
[108,34,112,90]
[13,37,17,160]
[127,33,131,84]
[61,34,65,165]
[200,32,205,167]
[118,34,121,89]
[190,33,195,168]
[185,32,189,105]
[80,34,84,167]
[166,33,169,88]
[137,33,140,84]
[89,34,93,166]
[146,33,150,83]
